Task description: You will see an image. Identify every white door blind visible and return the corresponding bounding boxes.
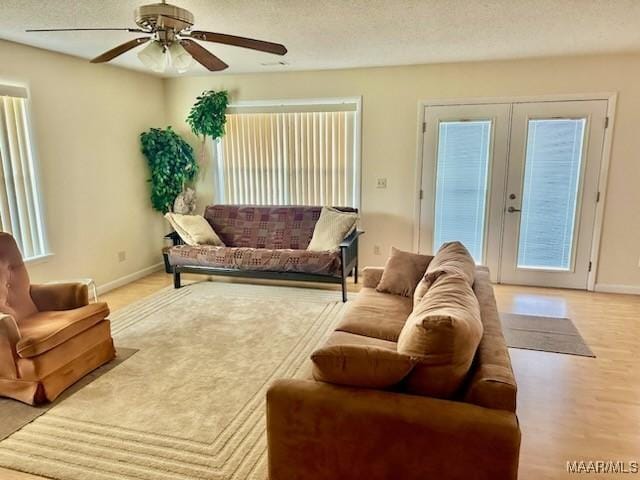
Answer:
[433,120,491,263]
[0,95,46,259]
[517,118,586,270]
[220,111,357,206]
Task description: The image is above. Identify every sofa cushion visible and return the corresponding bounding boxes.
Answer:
[307,207,358,252]
[204,205,356,249]
[165,213,225,246]
[168,245,342,276]
[414,241,476,306]
[16,302,110,358]
[312,344,415,389]
[376,247,432,297]
[398,273,483,398]
[335,288,413,342]
[463,268,517,411]
[325,331,398,350]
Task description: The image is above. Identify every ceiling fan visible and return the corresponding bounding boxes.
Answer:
[25,1,287,73]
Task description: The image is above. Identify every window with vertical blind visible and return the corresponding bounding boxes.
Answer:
[433,120,491,263]
[216,100,360,207]
[0,85,48,260]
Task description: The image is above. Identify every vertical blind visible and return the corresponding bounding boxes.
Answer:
[517,118,586,270]
[0,93,47,259]
[433,120,491,263]
[219,110,357,206]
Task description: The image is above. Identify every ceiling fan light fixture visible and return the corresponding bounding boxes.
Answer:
[168,42,193,73]
[137,40,167,72]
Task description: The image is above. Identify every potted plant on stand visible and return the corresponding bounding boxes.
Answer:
[140,126,197,272]
[140,126,197,214]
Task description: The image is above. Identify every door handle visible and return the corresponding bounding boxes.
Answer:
[507,206,521,213]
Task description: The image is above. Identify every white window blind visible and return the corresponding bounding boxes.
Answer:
[433,120,491,263]
[218,108,358,207]
[0,90,47,259]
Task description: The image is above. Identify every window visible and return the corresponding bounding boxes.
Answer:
[0,85,48,260]
[216,99,360,207]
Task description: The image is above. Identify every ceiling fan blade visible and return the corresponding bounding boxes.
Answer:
[179,39,228,71]
[189,31,287,56]
[26,28,145,33]
[90,37,151,63]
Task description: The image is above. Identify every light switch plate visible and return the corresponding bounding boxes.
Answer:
[376,178,387,189]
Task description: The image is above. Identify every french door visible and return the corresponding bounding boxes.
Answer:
[419,99,608,289]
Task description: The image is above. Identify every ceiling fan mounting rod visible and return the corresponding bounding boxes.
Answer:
[135,2,194,33]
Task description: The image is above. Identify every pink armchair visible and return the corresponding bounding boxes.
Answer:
[0,233,115,405]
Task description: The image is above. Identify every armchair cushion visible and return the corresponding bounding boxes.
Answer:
[0,233,38,321]
[16,302,110,358]
[30,283,89,311]
[0,314,20,378]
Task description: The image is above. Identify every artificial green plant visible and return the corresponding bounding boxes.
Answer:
[140,127,197,214]
[186,90,229,164]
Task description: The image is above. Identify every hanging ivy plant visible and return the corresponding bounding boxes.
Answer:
[186,90,229,141]
[140,127,197,214]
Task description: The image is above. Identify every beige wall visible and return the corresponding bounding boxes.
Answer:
[165,53,640,289]
[0,40,167,289]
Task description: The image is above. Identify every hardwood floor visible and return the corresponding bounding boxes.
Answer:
[2,273,639,479]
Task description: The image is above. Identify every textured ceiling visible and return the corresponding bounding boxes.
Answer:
[1,0,640,77]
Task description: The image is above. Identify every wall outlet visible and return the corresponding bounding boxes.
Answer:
[376,178,387,189]
[373,245,381,255]
[117,251,126,262]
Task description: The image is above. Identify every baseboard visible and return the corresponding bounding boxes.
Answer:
[97,262,164,295]
[594,283,640,295]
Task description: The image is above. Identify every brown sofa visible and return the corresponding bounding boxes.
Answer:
[267,264,521,480]
[0,233,115,405]
[165,205,362,302]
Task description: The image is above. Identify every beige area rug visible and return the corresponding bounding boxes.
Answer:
[0,347,138,441]
[501,312,595,357]
[0,282,346,480]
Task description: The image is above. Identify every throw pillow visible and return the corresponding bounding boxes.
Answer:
[165,213,225,247]
[414,241,476,305]
[307,207,358,252]
[376,247,433,297]
[311,344,415,389]
[398,272,483,398]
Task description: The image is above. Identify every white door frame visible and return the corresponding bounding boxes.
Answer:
[413,92,618,291]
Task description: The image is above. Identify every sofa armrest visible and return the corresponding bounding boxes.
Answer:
[267,379,520,480]
[0,314,20,379]
[362,266,384,288]
[30,283,89,311]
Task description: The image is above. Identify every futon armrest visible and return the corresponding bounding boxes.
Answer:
[0,314,20,378]
[30,283,89,311]
[164,231,185,246]
[339,229,364,248]
[362,266,384,288]
[267,379,521,480]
